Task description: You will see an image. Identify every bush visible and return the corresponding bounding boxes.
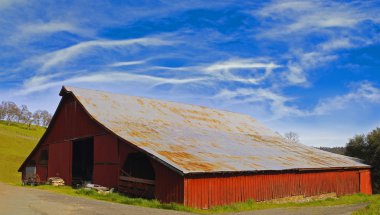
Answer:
[346,127,380,193]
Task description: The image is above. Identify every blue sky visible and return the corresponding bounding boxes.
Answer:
[1,0,380,147]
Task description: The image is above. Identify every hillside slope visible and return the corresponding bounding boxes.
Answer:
[0,121,45,183]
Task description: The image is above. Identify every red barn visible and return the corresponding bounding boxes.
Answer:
[19,86,372,208]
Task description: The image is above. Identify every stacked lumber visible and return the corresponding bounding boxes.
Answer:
[118,176,155,198]
[48,177,65,186]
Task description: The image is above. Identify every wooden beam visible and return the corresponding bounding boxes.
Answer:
[119,176,155,185]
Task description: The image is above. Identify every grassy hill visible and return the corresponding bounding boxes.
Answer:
[0,120,45,184]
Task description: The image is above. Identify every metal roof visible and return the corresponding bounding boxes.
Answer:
[63,86,369,174]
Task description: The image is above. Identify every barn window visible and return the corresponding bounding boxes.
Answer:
[28,160,36,166]
[39,150,49,165]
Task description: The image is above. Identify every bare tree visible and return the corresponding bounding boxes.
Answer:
[20,105,33,128]
[2,101,20,125]
[284,131,300,144]
[20,105,29,123]
[15,106,22,123]
[40,110,52,127]
[33,110,43,126]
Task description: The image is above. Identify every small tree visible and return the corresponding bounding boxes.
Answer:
[284,131,300,144]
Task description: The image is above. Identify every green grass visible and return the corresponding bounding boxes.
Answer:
[0,120,45,184]
[353,195,380,215]
[1,121,380,214]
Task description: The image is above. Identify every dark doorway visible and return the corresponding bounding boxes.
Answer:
[72,138,93,185]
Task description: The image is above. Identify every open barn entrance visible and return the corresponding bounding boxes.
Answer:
[119,152,155,198]
[72,138,93,186]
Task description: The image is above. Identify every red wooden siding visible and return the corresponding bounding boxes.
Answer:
[152,161,184,204]
[94,135,118,164]
[45,95,105,144]
[360,169,372,194]
[93,134,119,187]
[93,165,119,188]
[36,166,48,182]
[184,170,365,209]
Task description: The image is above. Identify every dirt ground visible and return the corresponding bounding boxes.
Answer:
[0,183,367,215]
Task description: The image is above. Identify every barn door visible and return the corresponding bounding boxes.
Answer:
[92,134,119,188]
[48,142,72,185]
[359,170,372,194]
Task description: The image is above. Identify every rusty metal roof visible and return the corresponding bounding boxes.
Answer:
[63,86,369,174]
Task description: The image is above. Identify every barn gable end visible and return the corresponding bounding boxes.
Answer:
[19,91,185,203]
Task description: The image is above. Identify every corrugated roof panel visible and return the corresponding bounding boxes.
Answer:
[63,86,369,174]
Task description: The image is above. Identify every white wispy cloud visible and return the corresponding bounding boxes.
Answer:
[109,60,147,67]
[254,0,380,86]
[313,82,380,115]
[203,58,281,84]
[141,58,282,85]
[215,88,305,119]
[319,38,353,51]
[4,21,94,47]
[22,74,60,89]
[204,58,279,71]
[19,21,92,38]
[33,37,175,72]
[17,71,206,95]
[256,0,379,37]
[214,82,380,119]
[19,55,281,98]
[285,63,307,85]
[283,50,337,85]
